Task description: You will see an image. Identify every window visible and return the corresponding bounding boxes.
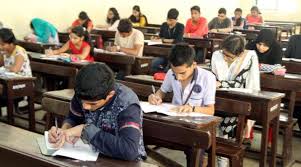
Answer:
[255,0,297,11]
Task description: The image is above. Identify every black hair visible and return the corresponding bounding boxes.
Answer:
[0,28,16,44]
[78,11,91,29]
[191,6,200,13]
[75,63,115,101]
[234,8,243,26]
[167,8,179,20]
[133,5,141,15]
[71,26,94,56]
[106,7,120,25]
[168,43,195,67]
[251,6,261,14]
[117,19,133,33]
[218,8,227,15]
[221,35,245,56]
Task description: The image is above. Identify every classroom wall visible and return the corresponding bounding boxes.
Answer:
[0,0,300,39]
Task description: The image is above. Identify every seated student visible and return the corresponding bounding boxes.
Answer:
[149,43,216,114]
[232,8,246,29]
[284,34,301,59]
[46,26,94,62]
[48,63,146,161]
[246,29,282,65]
[69,11,93,33]
[24,18,59,44]
[96,8,120,31]
[157,8,184,43]
[129,5,148,27]
[0,28,32,77]
[208,8,233,33]
[107,19,144,57]
[184,5,208,38]
[246,6,263,26]
[211,35,260,167]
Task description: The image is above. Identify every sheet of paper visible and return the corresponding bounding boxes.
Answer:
[140,101,210,117]
[44,131,99,161]
[94,48,126,55]
[218,88,254,94]
[144,40,163,46]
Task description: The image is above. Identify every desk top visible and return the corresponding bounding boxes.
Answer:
[0,122,156,167]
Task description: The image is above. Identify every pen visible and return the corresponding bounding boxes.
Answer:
[55,117,60,141]
[152,85,156,95]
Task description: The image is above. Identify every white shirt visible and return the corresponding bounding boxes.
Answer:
[114,28,144,57]
[160,67,216,106]
[107,20,120,31]
[211,50,260,91]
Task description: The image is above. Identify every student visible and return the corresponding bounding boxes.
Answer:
[158,8,184,43]
[211,35,260,167]
[246,6,263,25]
[46,26,94,62]
[208,8,233,33]
[246,29,282,65]
[184,5,208,38]
[24,18,59,44]
[96,8,120,31]
[284,34,301,59]
[129,5,148,27]
[69,11,93,33]
[0,28,32,77]
[108,19,144,57]
[48,63,146,161]
[149,43,216,114]
[232,8,246,29]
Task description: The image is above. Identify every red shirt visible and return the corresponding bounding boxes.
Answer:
[246,14,263,24]
[69,41,94,62]
[185,17,208,38]
[72,19,94,29]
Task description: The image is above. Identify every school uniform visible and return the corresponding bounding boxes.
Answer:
[64,83,146,161]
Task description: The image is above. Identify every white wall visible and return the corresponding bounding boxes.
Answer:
[0,0,300,39]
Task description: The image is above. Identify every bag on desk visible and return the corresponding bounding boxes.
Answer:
[153,72,166,81]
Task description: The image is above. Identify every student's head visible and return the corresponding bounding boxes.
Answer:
[255,29,275,53]
[190,6,201,21]
[117,19,133,37]
[168,43,196,81]
[0,28,16,53]
[221,35,245,59]
[107,7,120,24]
[218,8,227,21]
[78,11,89,24]
[234,8,242,19]
[251,6,260,17]
[132,5,141,17]
[75,63,115,111]
[167,8,179,26]
[69,26,87,45]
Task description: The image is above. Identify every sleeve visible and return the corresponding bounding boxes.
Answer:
[114,32,120,46]
[82,104,142,161]
[174,24,184,43]
[246,54,261,91]
[159,23,165,38]
[140,16,147,27]
[208,18,214,30]
[134,31,144,45]
[37,26,51,43]
[108,20,119,31]
[203,73,216,105]
[270,43,283,65]
[184,20,190,34]
[210,51,219,76]
[63,96,85,127]
[160,70,173,93]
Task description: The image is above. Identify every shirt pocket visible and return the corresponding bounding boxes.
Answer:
[188,93,203,107]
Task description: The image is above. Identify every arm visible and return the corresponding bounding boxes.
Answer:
[87,21,93,33]
[6,54,24,73]
[62,97,85,129]
[174,24,184,42]
[120,44,142,57]
[82,104,143,161]
[50,41,70,55]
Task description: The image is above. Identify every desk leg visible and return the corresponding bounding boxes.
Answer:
[186,149,201,167]
[28,95,35,131]
[260,121,269,167]
[208,126,216,167]
[6,99,14,125]
[270,116,279,167]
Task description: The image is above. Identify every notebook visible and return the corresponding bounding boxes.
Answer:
[140,101,210,117]
[36,131,99,161]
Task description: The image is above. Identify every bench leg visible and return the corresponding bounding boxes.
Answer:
[281,123,294,166]
[185,148,202,167]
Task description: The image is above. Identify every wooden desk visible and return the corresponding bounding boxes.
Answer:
[124,74,285,167]
[134,26,161,34]
[90,29,116,41]
[17,40,60,53]
[0,76,36,131]
[0,122,155,167]
[282,60,301,75]
[233,29,260,41]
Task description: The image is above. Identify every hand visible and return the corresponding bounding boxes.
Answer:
[48,126,64,144]
[45,49,54,56]
[148,94,162,105]
[60,53,70,57]
[172,105,193,113]
[210,29,218,33]
[63,125,84,144]
[216,81,222,88]
[150,36,160,41]
[107,46,118,52]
